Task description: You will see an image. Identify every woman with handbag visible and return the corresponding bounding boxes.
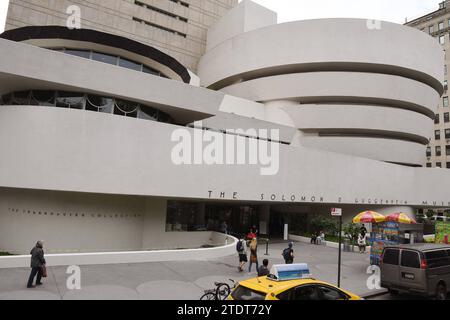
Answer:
[27,240,46,289]
[248,238,259,274]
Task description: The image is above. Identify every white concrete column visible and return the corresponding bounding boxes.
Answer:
[258,205,271,235]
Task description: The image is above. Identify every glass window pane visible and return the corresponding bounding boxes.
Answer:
[1,93,12,105]
[65,49,91,59]
[86,95,114,113]
[12,91,31,105]
[56,92,85,109]
[318,286,348,300]
[436,146,442,156]
[30,90,55,106]
[436,130,441,140]
[118,58,142,71]
[293,286,320,301]
[231,286,266,301]
[425,250,450,268]
[383,249,400,265]
[139,105,158,121]
[401,250,420,269]
[92,52,118,65]
[114,99,138,117]
[142,65,160,76]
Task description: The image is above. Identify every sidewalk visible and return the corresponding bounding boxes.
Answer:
[0,241,382,300]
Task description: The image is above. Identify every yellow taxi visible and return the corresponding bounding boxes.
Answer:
[228,264,362,301]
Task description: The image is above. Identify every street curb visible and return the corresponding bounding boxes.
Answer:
[361,289,389,300]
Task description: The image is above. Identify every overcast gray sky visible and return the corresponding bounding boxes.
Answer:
[0,0,444,33]
[245,0,442,24]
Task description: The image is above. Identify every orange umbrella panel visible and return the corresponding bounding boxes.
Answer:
[353,211,386,224]
[385,212,417,224]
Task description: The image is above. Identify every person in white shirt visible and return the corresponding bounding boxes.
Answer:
[358,233,367,254]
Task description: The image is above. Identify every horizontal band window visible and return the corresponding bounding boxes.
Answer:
[51,48,169,78]
[314,128,429,145]
[135,1,188,23]
[293,96,436,120]
[210,62,443,97]
[1,90,175,124]
[169,0,189,8]
[133,17,187,38]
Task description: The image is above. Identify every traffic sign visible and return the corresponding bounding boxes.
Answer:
[331,208,342,217]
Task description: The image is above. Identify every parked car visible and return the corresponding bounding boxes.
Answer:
[380,244,450,300]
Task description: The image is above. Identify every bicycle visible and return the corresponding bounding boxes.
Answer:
[200,279,236,300]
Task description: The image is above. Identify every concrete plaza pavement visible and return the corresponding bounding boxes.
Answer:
[0,241,383,300]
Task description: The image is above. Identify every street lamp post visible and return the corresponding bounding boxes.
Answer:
[337,214,343,288]
[331,208,343,288]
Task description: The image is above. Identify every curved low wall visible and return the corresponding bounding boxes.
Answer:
[0,233,238,269]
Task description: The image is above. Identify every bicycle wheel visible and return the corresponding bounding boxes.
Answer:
[216,284,231,300]
[200,292,217,301]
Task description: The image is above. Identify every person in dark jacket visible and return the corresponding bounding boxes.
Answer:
[258,259,270,277]
[282,242,294,264]
[27,241,46,288]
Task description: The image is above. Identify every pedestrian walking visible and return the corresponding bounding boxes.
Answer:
[220,221,228,235]
[282,242,294,264]
[258,259,270,277]
[358,233,367,254]
[248,238,259,274]
[310,233,317,245]
[236,236,248,272]
[27,240,46,289]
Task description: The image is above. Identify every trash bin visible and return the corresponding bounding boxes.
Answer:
[343,239,351,252]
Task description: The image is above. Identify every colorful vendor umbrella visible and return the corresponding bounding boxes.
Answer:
[353,211,386,224]
[385,212,417,224]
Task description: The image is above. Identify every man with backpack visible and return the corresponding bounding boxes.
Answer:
[282,242,294,264]
[236,236,248,272]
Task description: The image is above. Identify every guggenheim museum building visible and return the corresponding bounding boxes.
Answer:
[0,0,449,255]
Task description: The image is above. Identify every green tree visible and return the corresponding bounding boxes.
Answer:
[343,223,360,245]
[309,216,338,236]
[426,210,435,220]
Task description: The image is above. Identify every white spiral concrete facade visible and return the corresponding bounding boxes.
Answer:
[0,0,449,256]
[199,18,444,166]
